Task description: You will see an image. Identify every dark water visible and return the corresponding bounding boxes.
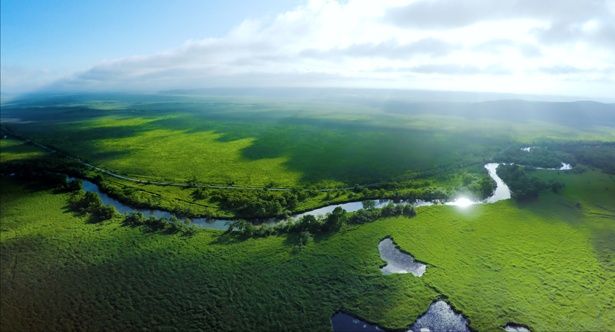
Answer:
[331,312,385,332]
[504,323,531,332]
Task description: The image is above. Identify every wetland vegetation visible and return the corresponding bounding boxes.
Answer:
[1,91,615,331]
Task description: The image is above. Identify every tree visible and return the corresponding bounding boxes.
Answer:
[298,231,311,246]
[124,212,145,226]
[191,188,206,200]
[90,205,116,222]
[323,207,347,232]
[362,200,376,209]
[401,204,416,217]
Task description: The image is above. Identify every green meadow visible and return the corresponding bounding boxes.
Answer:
[4,95,612,189]
[3,94,614,218]
[1,168,614,331]
[1,92,615,330]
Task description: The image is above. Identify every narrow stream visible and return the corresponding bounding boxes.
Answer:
[78,179,231,230]
[74,162,568,230]
[67,163,545,330]
[74,179,443,231]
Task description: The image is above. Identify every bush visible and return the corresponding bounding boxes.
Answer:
[65,179,82,192]
[124,212,146,226]
[322,207,347,232]
[90,205,116,222]
[212,190,302,218]
[348,208,380,224]
[298,231,311,246]
[69,191,103,213]
[225,201,418,240]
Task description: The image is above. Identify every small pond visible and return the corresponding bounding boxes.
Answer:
[331,300,470,332]
[408,300,470,332]
[378,237,426,277]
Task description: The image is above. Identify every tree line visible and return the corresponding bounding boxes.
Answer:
[223,202,417,242]
[497,164,564,201]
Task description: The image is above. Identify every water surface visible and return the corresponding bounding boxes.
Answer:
[78,179,231,230]
[71,161,565,230]
[379,237,426,276]
[331,312,384,332]
[408,300,470,332]
[484,163,512,204]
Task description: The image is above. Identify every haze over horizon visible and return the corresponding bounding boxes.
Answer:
[2,0,615,100]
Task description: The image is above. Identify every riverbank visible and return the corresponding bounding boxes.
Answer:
[2,169,613,331]
[68,162,510,231]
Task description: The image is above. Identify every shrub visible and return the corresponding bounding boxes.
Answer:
[124,212,146,227]
[90,205,116,222]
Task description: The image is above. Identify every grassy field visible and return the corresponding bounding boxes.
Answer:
[2,167,614,331]
[3,93,614,218]
[4,93,613,189]
[0,138,46,163]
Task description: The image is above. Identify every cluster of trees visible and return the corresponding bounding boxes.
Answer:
[225,202,416,240]
[1,160,84,192]
[212,189,306,218]
[458,173,496,199]
[497,141,615,175]
[497,164,564,201]
[69,191,117,222]
[556,142,615,174]
[123,212,197,236]
[495,146,569,169]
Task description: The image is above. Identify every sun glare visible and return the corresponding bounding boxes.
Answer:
[447,197,476,209]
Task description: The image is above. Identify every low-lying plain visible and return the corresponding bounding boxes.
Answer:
[1,91,615,331]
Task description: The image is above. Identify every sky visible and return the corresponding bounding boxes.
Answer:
[1,0,615,99]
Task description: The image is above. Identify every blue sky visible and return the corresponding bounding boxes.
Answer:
[1,0,299,70]
[1,0,614,98]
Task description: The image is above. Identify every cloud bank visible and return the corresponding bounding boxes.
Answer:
[38,0,615,98]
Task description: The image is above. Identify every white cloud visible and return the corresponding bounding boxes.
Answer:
[42,0,615,98]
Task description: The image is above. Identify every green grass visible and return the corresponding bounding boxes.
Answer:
[0,138,46,163]
[3,95,614,218]
[7,95,612,189]
[2,169,614,331]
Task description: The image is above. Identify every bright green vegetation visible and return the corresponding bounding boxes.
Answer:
[0,138,45,163]
[2,167,614,330]
[2,93,614,218]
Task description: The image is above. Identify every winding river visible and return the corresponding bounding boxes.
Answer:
[74,161,567,230]
[71,162,551,331]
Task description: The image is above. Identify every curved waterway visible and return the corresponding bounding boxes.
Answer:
[74,162,569,230]
[77,179,231,230]
[74,179,442,231]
